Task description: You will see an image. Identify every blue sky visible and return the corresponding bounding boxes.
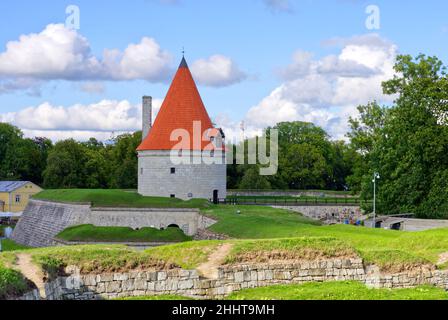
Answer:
[0,0,448,141]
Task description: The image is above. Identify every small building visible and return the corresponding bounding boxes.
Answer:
[137,57,227,201]
[0,181,43,213]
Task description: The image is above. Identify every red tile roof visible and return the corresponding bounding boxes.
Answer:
[137,57,222,151]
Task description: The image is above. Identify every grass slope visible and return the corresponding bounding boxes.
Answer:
[56,225,191,243]
[227,281,448,300]
[204,205,448,271]
[33,189,209,208]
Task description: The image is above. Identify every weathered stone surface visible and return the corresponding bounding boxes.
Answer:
[12,257,448,301]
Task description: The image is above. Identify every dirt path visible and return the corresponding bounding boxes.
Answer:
[197,243,233,279]
[438,252,448,265]
[15,253,46,299]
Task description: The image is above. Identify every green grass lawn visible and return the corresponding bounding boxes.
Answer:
[116,282,448,301]
[227,281,448,300]
[1,239,29,252]
[56,225,192,243]
[33,189,210,208]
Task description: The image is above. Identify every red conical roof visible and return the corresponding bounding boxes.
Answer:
[137,57,217,151]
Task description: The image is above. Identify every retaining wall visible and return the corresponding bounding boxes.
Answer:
[16,258,448,300]
[12,199,215,247]
[274,205,363,223]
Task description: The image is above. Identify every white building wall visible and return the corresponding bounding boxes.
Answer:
[138,150,227,201]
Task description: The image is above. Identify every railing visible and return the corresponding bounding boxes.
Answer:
[219,197,371,207]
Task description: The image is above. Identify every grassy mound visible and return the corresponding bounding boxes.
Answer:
[227,281,448,300]
[33,189,209,208]
[225,238,358,265]
[203,205,321,239]
[1,239,29,252]
[25,242,221,278]
[204,205,448,271]
[56,225,192,243]
[30,245,177,279]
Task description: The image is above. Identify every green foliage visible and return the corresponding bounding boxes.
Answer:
[33,189,209,208]
[228,121,357,191]
[227,281,448,300]
[0,266,29,299]
[0,239,30,252]
[349,54,448,218]
[56,225,192,243]
[0,123,52,184]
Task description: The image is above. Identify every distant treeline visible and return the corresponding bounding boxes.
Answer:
[0,125,141,189]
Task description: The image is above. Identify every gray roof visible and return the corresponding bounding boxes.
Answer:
[0,181,30,192]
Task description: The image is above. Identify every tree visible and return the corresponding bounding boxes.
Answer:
[349,54,448,217]
[43,139,89,188]
[239,166,272,190]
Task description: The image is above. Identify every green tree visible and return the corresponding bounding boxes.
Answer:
[43,139,89,188]
[239,166,272,190]
[350,54,448,217]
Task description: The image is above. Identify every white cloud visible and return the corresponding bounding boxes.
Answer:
[0,24,248,93]
[190,55,247,87]
[0,98,163,141]
[0,24,173,93]
[246,33,398,140]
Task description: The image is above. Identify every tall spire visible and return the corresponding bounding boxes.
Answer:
[179,56,188,68]
[137,56,214,151]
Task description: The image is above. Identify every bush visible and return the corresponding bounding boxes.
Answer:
[0,266,29,299]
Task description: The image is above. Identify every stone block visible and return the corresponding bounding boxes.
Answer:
[113,273,128,281]
[178,280,194,290]
[157,272,167,281]
[134,279,148,290]
[106,281,121,293]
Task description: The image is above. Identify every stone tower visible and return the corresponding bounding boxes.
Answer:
[137,57,227,201]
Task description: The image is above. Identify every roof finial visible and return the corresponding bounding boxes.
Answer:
[182,46,185,57]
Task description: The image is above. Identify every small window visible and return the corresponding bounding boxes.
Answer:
[210,150,215,158]
[140,168,144,175]
[15,195,21,203]
[188,193,193,198]
[171,168,176,174]
[210,136,215,142]
[170,194,176,198]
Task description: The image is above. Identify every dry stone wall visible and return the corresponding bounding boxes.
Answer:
[15,258,448,300]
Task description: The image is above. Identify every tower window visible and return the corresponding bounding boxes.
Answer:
[171,168,176,174]
[15,195,21,203]
[170,194,176,198]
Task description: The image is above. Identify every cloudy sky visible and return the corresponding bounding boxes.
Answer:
[0,0,447,142]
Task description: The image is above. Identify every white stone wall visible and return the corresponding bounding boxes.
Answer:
[138,150,227,201]
[20,258,448,300]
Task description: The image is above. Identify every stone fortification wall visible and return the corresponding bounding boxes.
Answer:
[12,199,215,247]
[15,258,448,300]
